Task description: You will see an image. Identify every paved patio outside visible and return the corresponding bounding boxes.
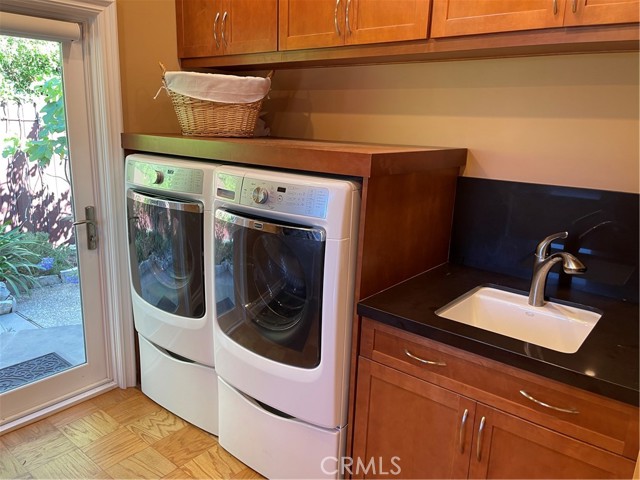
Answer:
[0,283,85,370]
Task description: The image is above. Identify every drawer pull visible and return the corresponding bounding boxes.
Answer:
[458,408,469,453]
[404,349,446,367]
[519,390,579,414]
[476,416,486,461]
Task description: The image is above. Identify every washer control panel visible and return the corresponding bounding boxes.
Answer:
[126,159,204,194]
[216,172,329,219]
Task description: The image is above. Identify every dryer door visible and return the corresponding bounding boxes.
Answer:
[214,208,326,368]
[127,189,205,318]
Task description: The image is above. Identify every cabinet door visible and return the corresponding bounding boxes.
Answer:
[469,404,636,479]
[176,0,220,57]
[224,0,278,55]
[346,0,430,45]
[431,0,566,37]
[563,0,640,26]
[279,0,344,50]
[352,358,475,479]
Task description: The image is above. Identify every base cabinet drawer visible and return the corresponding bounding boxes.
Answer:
[354,318,639,479]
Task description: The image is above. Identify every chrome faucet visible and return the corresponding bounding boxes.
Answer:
[528,232,587,307]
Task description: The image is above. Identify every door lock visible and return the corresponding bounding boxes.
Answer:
[73,206,98,250]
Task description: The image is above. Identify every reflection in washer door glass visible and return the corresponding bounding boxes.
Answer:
[214,209,325,368]
[127,191,205,318]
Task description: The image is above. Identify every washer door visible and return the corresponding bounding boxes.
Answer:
[214,208,325,368]
[127,189,205,318]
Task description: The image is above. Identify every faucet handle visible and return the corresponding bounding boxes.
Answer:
[535,231,568,259]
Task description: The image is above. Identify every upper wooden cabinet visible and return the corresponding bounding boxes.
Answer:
[279,0,431,51]
[176,0,277,58]
[431,0,640,37]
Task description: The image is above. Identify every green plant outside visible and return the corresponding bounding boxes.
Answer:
[0,36,74,296]
[0,223,41,297]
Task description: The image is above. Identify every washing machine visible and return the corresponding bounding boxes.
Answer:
[213,165,361,478]
[125,153,219,435]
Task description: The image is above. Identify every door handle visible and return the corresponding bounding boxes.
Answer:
[73,206,98,250]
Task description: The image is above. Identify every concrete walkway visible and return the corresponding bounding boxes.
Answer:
[0,283,85,370]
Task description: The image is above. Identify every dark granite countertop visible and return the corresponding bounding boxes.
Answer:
[357,263,639,406]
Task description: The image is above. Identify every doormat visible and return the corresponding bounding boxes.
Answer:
[0,352,72,393]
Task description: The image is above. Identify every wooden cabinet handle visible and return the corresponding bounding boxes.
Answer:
[334,0,341,36]
[221,11,228,47]
[476,416,486,462]
[519,390,580,414]
[404,349,446,366]
[459,408,469,453]
[346,0,352,34]
[213,11,220,48]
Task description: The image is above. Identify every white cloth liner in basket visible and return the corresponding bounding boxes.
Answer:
[164,71,271,104]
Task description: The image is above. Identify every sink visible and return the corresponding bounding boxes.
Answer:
[435,286,601,354]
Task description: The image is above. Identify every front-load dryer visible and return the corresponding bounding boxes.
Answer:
[125,153,219,435]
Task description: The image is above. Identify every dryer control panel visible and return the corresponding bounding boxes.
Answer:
[216,172,329,219]
[126,159,204,195]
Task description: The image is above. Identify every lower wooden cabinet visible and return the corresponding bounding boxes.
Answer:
[352,320,638,479]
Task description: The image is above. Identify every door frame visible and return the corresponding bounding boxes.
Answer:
[0,0,135,432]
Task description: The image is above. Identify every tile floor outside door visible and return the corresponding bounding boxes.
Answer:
[0,387,262,479]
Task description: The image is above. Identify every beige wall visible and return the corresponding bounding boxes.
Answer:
[117,0,181,134]
[116,0,639,193]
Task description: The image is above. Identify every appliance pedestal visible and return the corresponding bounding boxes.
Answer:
[218,377,345,479]
[139,335,218,435]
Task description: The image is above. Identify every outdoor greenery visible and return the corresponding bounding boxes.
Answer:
[0,222,40,296]
[0,36,73,296]
[0,36,67,170]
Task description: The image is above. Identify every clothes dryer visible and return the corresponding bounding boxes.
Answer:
[125,153,219,434]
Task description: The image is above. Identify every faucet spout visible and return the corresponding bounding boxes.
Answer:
[528,234,587,307]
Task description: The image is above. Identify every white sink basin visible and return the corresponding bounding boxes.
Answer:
[435,286,601,354]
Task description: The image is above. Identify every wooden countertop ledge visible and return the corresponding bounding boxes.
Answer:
[121,133,468,178]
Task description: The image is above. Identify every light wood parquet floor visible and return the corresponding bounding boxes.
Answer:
[0,387,262,479]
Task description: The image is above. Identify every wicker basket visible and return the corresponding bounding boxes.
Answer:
[162,65,272,137]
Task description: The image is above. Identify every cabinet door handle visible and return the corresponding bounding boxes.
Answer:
[458,408,469,453]
[571,0,577,12]
[519,390,580,414]
[221,11,228,47]
[345,0,352,34]
[476,416,486,462]
[404,349,446,367]
[334,0,342,36]
[213,11,220,48]
[552,0,558,15]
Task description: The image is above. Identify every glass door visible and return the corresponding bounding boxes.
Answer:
[0,32,109,424]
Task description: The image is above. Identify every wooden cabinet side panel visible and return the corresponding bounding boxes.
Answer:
[431,0,567,37]
[358,168,459,299]
[347,0,430,45]
[279,0,344,50]
[226,0,278,55]
[470,404,636,479]
[564,0,640,26]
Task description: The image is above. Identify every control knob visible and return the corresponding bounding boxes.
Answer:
[153,170,164,185]
[252,186,269,204]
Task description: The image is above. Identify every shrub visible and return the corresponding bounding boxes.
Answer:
[0,223,40,296]
[19,231,76,276]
